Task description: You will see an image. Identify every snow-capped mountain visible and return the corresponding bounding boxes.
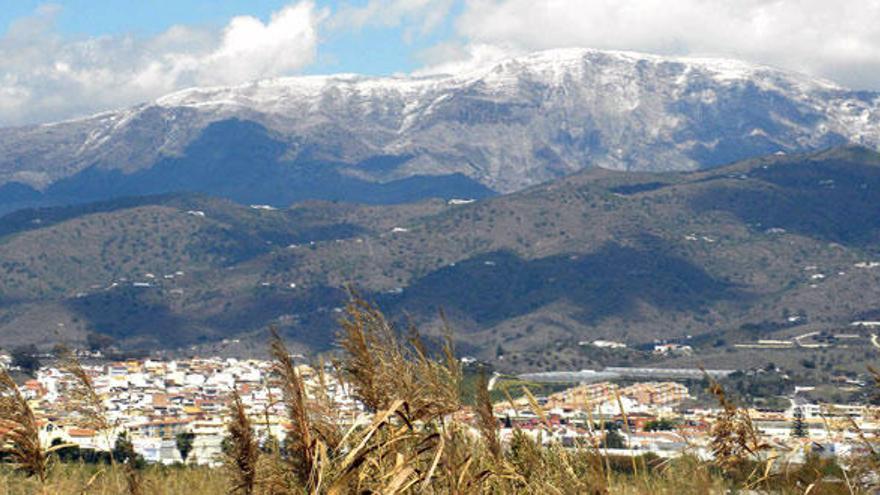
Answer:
[1,48,879,207]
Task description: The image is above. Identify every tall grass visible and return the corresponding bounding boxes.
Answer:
[0,464,228,495]
[226,390,259,495]
[59,349,113,435]
[0,366,52,484]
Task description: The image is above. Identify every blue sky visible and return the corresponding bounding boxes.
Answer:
[2,1,880,125]
[0,1,458,75]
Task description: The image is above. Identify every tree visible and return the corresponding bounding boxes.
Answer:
[113,432,145,469]
[868,366,880,405]
[176,431,195,463]
[644,418,676,431]
[791,407,807,438]
[86,332,115,353]
[602,429,626,449]
[259,433,281,455]
[51,343,68,358]
[50,437,81,462]
[11,345,40,375]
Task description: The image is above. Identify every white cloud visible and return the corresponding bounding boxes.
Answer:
[0,2,326,126]
[329,0,454,41]
[432,0,880,90]
[6,0,880,126]
[414,42,520,75]
[196,3,326,86]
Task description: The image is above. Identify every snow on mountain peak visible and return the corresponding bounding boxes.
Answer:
[1,47,878,197]
[148,47,846,115]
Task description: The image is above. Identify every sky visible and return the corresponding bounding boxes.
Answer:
[2,0,880,126]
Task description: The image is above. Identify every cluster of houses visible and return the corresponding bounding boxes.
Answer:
[489,380,880,461]
[24,357,360,466]
[11,356,880,466]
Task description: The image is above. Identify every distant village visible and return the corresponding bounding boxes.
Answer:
[8,355,361,465]
[5,353,879,467]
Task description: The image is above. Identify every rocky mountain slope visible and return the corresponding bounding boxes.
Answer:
[2,146,880,373]
[1,48,879,213]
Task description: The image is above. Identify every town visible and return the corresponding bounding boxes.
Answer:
[10,352,880,468]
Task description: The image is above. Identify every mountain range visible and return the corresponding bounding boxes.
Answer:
[1,146,880,375]
[3,48,880,375]
[1,48,879,214]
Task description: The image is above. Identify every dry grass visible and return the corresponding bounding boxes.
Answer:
[0,365,54,485]
[226,390,259,495]
[475,372,501,460]
[0,463,228,495]
[59,349,113,435]
[336,298,461,422]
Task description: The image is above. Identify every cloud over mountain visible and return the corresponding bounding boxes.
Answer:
[442,0,880,90]
[0,2,325,126]
[4,0,880,125]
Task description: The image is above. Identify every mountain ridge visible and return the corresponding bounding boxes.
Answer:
[1,47,878,210]
[2,146,880,375]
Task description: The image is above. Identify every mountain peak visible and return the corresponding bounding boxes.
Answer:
[151,47,843,111]
[1,47,878,208]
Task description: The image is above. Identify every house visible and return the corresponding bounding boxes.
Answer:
[652,344,693,356]
[589,340,627,349]
[130,418,191,439]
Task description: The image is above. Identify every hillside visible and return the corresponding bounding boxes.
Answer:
[0,194,444,350]
[1,147,880,380]
[2,48,879,213]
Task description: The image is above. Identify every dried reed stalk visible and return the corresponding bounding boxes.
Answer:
[59,348,113,435]
[475,371,501,459]
[0,365,53,483]
[226,390,258,495]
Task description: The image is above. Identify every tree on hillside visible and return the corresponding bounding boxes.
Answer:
[86,332,115,353]
[11,345,40,375]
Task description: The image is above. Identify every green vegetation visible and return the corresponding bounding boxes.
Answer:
[10,345,40,376]
[644,419,676,432]
[175,432,195,463]
[791,407,807,438]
